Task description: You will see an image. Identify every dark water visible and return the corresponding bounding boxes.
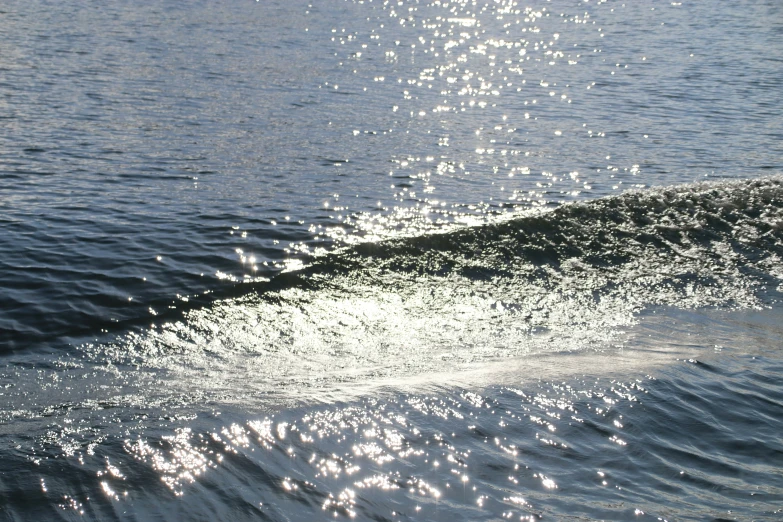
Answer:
[2,0,783,520]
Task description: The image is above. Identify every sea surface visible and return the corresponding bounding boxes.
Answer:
[1,0,782,520]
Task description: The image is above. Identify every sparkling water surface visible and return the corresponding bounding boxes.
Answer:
[1,0,782,520]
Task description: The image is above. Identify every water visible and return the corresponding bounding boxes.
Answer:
[1,0,782,520]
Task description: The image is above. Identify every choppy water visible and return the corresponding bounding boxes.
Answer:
[1,0,782,520]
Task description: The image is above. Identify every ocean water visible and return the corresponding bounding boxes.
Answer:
[1,0,782,520]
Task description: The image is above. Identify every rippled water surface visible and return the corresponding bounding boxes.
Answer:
[1,0,782,520]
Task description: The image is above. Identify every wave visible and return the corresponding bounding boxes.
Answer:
[6,175,783,411]
[4,175,781,357]
[75,176,783,399]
